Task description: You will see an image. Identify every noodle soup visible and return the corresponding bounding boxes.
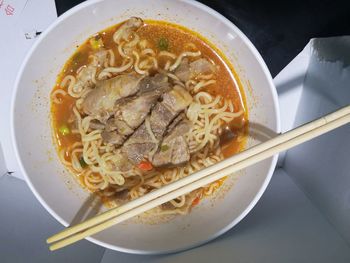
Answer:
[51,17,247,216]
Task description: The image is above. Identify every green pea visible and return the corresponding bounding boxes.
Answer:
[59,124,70,136]
[161,144,169,152]
[158,37,169,51]
[79,157,88,168]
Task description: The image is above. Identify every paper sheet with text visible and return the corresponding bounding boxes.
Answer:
[0,0,57,178]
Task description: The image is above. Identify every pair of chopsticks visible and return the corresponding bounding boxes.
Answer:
[47,105,350,251]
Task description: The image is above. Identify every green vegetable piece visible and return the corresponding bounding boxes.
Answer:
[90,35,104,49]
[158,37,169,51]
[161,144,169,152]
[59,124,70,136]
[79,157,88,168]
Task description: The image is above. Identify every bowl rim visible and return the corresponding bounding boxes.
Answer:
[11,0,281,255]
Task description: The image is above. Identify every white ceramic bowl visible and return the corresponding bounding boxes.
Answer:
[12,0,280,254]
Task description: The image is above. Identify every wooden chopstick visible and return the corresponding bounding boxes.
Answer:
[48,105,350,251]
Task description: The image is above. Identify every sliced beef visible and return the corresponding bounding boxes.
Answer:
[138,73,170,95]
[119,92,159,129]
[91,49,109,67]
[174,58,216,82]
[162,85,193,113]
[189,58,215,75]
[122,86,192,164]
[101,130,124,146]
[73,65,97,93]
[152,119,192,167]
[114,120,134,136]
[111,152,133,172]
[100,74,171,146]
[105,118,133,136]
[174,58,191,82]
[89,119,105,130]
[82,73,144,121]
[113,17,143,44]
[105,118,119,132]
[149,85,192,140]
[122,123,156,164]
[165,113,186,134]
[101,92,159,146]
[149,103,178,140]
[72,50,110,94]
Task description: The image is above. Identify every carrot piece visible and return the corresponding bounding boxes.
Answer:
[192,197,201,207]
[138,161,153,171]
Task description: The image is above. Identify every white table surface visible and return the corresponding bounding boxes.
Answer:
[1,169,349,263]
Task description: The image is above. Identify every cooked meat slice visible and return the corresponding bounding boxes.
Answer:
[122,122,157,163]
[105,118,118,132]
[150,86,192,139]
[89,119,105,130]
[165,119,192,140]
[173,58,216,83]
[162,85,193,113]
[101,130,124,145]
[152,120,191,167]
[114,120,134,136]
[102,118,133,145]
[152,136,189,166]
[91,49,109,67]
[73,65,97,93]
[111,152,133,172]
[107,74,170,141]
[166,113,186,134]
[119,92,160,129]
[114,189,129,201]
[113,17,143,44]
[82,73,144,120]
[123,142,156,164]
[72,51,111,94]
[150,103,178,140]
[99,76,168,148]
[174,58,191,82]
[138,73,170,95]
[122,87,193,165]
[105,118,134,136]
[189,58,215,75]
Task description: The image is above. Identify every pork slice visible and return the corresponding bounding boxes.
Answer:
[119,92,160,129]
[149,103,177,140]
[173,58,216,83]
[138,73,170,95]
[114,120,134,136]
[162,85,193,113]
[91,49,109,67]
[122,103,174,165]
[189,58,215,75]
[122,123,157,164]
[82,73,143,120]
[165,113,186,135]
[165,119,192,141]
[113,17,143,44]
[149,86,192,139]
[122,86,193,165]
[101,130,124,146]
[89,119,105,130]
[73,65,96,93]
[105,118,119,132]
[152,120,191,167]
[174,58,191,82]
